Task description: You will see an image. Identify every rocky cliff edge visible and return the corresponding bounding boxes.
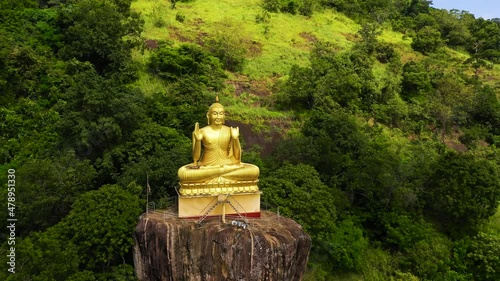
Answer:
[133,209,311,281]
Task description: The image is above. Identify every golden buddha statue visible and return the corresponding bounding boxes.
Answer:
[178,96,259,195]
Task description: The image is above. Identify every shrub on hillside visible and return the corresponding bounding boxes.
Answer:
[411,26,445,55]
[148,43,226,90]
[203,20,253,72]
[262,0,318,16]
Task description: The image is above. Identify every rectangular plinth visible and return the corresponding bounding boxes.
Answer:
[178,192,261,219]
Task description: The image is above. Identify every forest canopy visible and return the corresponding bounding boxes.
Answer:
[1,0,500,280]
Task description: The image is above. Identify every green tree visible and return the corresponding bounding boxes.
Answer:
[371,96,409,127]
[57,0,143,75]
[0,97,62,165]
[277,42,379,111]
[375,42,400,64]
[7,228,80,281]
[469,18,500,63]
[274,64,315,110]
[405,0,431,17]
[58,184,143,270]
[401,61,432,101]
[413,12,437,30]
[261,163,337,238]
[424,152,500,236]
[56,61,146,168]
[1,184,142,280]
[261,163,369,272]
[426,73,472,141]
[0,0,37,9]
[469,85,500,137]
[15,152,97,236]
[300,109,367,187]
[145,78,217,137]
[261,0,319,16]
[359,247,399,281]
[356,23,382,54]
[346,137,402,216]
[115,122,191,198]
[322,0,394,22]
[321,218,369,272]
[203,20,253,72]
[270,135,321,169]
[383,213,454,279]
[467,232,500,280]
[431,9,473,49]
[0,8,64,103]
[411,26,446,54]
[148,43,226,90]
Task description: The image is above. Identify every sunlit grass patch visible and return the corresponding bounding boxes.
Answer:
[131,0,497,128]
[482,205,500,237]
[132,0,359,79]
[133,71,167,96]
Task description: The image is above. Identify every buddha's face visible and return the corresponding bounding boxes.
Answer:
[207,105,225,125]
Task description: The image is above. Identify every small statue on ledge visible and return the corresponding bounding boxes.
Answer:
[177,95,259,195]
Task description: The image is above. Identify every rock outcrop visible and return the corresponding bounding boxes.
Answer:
[133,209,311,281]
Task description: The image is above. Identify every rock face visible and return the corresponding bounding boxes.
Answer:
[133,209,311,281]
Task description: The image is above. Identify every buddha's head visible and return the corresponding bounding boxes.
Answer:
[207,102,225,126]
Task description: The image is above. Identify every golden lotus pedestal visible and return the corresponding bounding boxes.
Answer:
[178,190,261,219]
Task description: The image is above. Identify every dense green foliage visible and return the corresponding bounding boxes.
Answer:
[148,43,226,88]
[261,0,500,62]
[424,152,500,236]
[1,0,500,280]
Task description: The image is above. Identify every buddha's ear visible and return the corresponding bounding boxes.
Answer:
[206,112,209,125]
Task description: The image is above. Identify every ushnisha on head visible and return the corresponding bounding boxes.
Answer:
[207,94,225,126]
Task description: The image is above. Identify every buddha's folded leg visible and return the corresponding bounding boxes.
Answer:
[178,165,226,182]
[222,164,260,181]
[178,164,259,183]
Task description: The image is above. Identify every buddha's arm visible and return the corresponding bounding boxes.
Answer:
[230,126,241,163]
[192,137,201,164]
[192,123,202,164]
[231,137,241,164]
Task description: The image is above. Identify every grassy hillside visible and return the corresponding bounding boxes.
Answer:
[131,0,500,123]
[132,0,358,78]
